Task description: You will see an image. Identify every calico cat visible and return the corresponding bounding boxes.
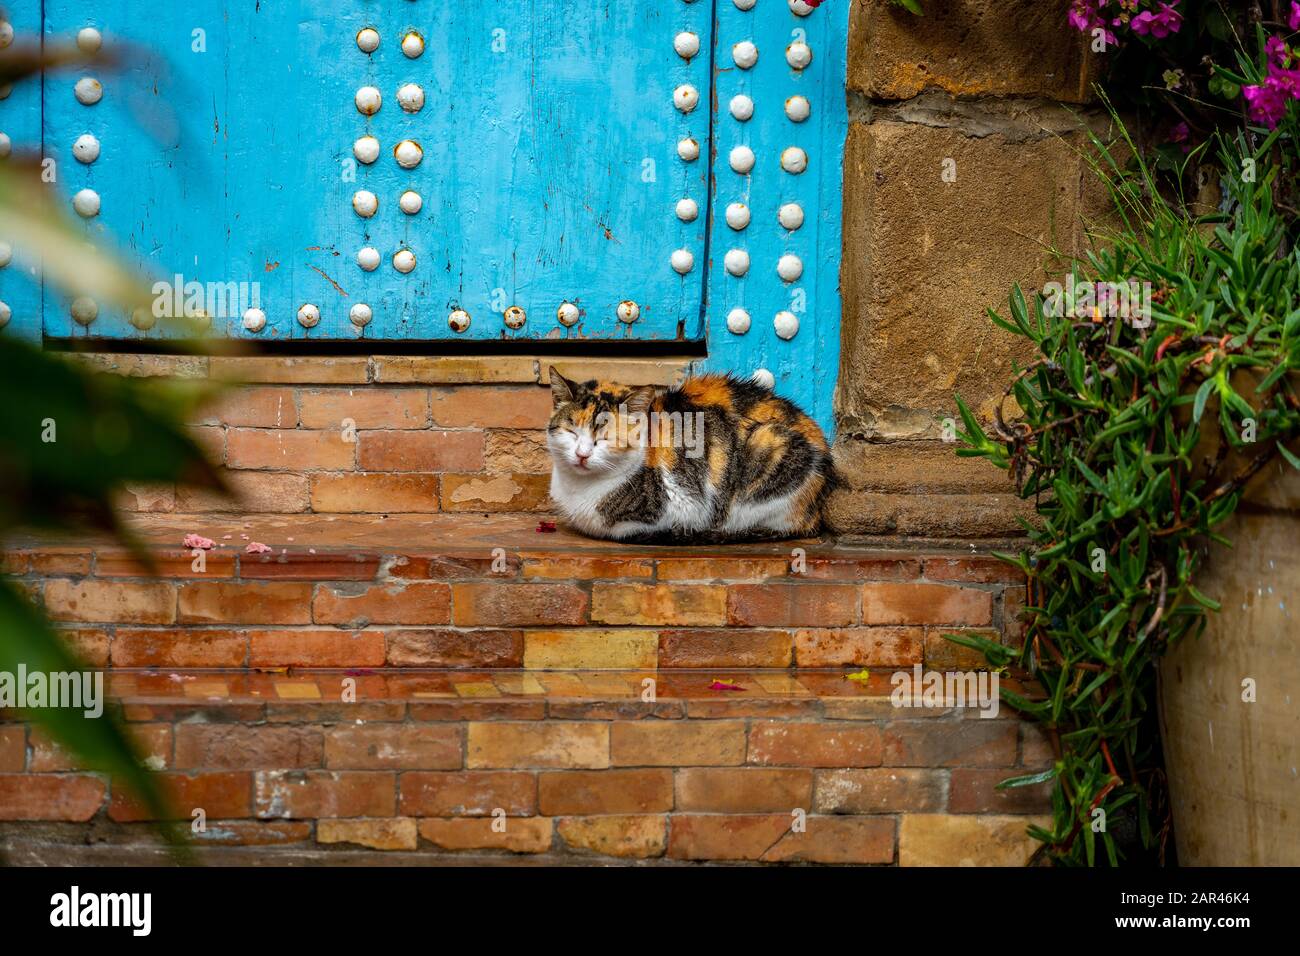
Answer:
[546,368,836,542]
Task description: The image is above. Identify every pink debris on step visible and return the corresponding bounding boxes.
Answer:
[182,533,215,550]
[708,679,745,692]
[245,541,272,554]
[536,520,557,533]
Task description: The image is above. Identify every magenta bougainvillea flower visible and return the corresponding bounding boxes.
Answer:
[1290,2,1300,32]
[1129,2,1183,39]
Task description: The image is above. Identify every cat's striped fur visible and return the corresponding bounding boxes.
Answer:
[546,368,836,542]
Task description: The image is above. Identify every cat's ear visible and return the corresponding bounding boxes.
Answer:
[624,385,658,416]
[549,367,576,405]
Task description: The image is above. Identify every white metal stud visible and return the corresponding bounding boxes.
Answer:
[297,303,320,328]
[394,139,423,169]
[785,95,811,122]
[729,94,754,121]
[357,247,381,271]
[0,23,13,49]
[777,253,804,282]
[673,84,700,113]
[504,305,526,329]
[74,77,103,106]
[556,301,580,327]
[76,27,102,53]
[402,32,424,58]
[0,133,10,159]
[675,197,699,222]
[0,301,12,329]
[671,249,695,274]
[789,0,815,15]
[778,202,805,230]
[396,83,425,113]
[399,190,423,214]
[724,249,750,276]
[732,41,758,69]
[674,31,700,60]
[729,145,755,174]
[677,138,700,162]
[752,368,776,389]
[0,242,11,267]
[774,311,800,340]
[786,41,813,70]
[726,307,751,334]
[448,309,470,332]
[242,307,266,332]
[781,146,808,174]
[129,306,156,330]
[352,190,378,218]
[733,0,757,9]
[617,300,640,323]
[349,303,373,327]
[72,133,100,163]
[354,85,382,115]
[72,188,100,218]
[356,27,380,53]
[70,296,98,325]
[393,249,417,273]
[353,135,380,164]
[725,202,750,230]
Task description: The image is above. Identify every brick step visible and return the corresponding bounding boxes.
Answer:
[0,668,1051,865]
[3,513,1025,671]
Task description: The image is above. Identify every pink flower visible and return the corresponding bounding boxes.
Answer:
[1266,35,1290,66]
[1243,82,1291,128]
[1290,2,1300,32]
[1130,3,1182,39]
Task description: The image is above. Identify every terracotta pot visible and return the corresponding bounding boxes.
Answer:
[1159,455,1300,865]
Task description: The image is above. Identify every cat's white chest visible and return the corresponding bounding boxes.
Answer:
[657,470,711,532]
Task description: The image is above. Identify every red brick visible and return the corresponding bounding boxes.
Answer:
[310,474,440,513]
[430,385,553,428]
[1003,585,1029,648]
[538,769,673,815]
[747,722,882,768]
[239,551,380,581]
[417,816,552,852]
[179,582,312,625]
[924,629,997,670]
[324,724,463,770]
[924,556,1024,584]
[949,768,1052,813]
[666,814,793,861]
[762,815,896,864]
[522,555,654,580]
[175,725,322,770]
[248,629,385,667]
[658,629,792,667]
[191,820,313,845]
[451,583,586,627]
[176,471,310,512]
[57,627,110,667]
[254,770,396,819]
[794,627,924,667]
[24,548,93,575]
[109,771,251,821]
[400,771,537,816]
[439,473,551,513]
[862,583,993,626]
[881,720,1018,768]
[318,817,418,850]
[210,356,368,384]
[468,722,608,769]
[409,699,546,721]
[0,774,105,821]
[30,724,171,773]
[297,388,428,430]
[654,557,789,581]
[113,628,247,667]
[675,768,813,812]
[44,580,175,624]
[389,553,520,579]
[386,629,523,667]
[814,768,947,813]
[226,428,356,470]
[610,721,745,767]
[1021,725,1056,768]
[358,430,483,472]
[192,386,297,428]
[96,548,236,578]
[800,555,924,581]
[727,584,859,627]
[313,582,450,627]
[591,583,726,627]
[556,815,666,858]
[0,728,24,771]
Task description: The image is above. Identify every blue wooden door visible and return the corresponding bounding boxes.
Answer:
[26,0,714,342]
[0,1,848,428]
